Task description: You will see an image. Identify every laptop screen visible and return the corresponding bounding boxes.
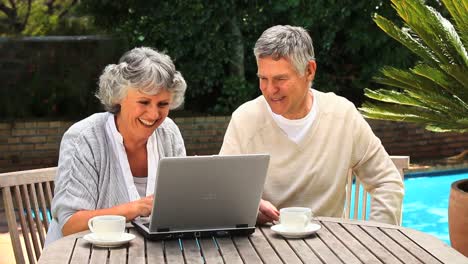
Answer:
[149,154,270,233]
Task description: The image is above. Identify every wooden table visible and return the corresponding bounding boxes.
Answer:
[39,217,467,264]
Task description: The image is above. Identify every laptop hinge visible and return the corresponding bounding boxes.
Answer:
[157,228,170,232]
[236,224,248,228]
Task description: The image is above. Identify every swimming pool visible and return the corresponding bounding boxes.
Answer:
[402,169,468,245]
[350,168,468,245]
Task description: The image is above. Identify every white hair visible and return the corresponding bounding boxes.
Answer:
[254,25,315,75]
[96,47,187,113]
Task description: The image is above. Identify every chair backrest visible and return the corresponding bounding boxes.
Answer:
[0,167,56,264]
[344,156,409,225]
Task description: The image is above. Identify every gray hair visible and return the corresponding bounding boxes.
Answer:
[96,47,187,113]
[254,25,315,75]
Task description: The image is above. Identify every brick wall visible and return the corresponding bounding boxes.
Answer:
[0,117,466,173]
[368,120,467,159]
[177,116,230,155]
[0,121,72,172]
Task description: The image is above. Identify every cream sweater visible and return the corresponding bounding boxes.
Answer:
[220,90,404,225]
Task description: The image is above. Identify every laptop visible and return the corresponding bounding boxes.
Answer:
[132,154,270,240]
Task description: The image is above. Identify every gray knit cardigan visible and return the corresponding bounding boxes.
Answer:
[45,112,186,246]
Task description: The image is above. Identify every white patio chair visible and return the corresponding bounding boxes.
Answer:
[344,156,409,225]
[0,167,56,264]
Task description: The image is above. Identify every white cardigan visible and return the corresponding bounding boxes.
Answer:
[220,90,404,225]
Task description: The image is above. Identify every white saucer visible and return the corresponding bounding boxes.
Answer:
[271,223,321,238]
[83,233,135,247]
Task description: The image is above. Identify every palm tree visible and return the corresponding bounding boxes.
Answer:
[359,0,467,133]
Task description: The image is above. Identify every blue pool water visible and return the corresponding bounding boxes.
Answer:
[402,170,468,245]
[350,169,468,245]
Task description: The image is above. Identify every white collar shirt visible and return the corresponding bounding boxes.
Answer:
[105,114,159,199]
[268,89,318,144]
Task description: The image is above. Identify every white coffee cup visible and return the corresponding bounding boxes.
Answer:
[88,215,126,241]
[280,207,312,231]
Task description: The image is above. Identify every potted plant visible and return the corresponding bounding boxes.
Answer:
[358,0,467,254]
[449,179,468,256]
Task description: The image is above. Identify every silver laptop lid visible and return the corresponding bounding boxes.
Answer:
[149,154,270,232]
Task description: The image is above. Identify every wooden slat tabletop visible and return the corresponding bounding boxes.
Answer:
[39,217,468,264]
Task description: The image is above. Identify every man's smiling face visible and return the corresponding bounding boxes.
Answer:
[257,56,316,119]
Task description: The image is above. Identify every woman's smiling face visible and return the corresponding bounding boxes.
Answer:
[116,88,172,141]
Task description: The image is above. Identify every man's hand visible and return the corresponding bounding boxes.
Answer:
[257,199,279,225]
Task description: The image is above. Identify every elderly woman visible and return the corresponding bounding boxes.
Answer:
[45,47,187,245]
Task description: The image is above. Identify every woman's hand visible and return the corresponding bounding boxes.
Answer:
[122,195,154,220]
[257,199,280,225]
[62,195,154,236]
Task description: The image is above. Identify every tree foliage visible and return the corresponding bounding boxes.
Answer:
[0,1,426,118]
[0,37,125,120]
[0,0,95,36]
[80,0,415,114]
[360,0,468,133]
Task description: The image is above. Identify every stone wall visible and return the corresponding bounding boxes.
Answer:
[0,117,467,173]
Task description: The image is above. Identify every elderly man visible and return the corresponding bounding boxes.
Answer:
[220,25,404,225]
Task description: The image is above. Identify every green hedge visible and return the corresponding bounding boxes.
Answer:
[80,0,417,114]
[0,36,127,120]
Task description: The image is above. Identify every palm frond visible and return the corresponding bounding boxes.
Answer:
[457,118,468,126]
[361,101,443,121]
[412,64,468,103]
[363,0,468,133]
[360,102,466,132]
[375,66,453,98]
[364,88,427,107]
[391,0,448,63]
[364,88,467,120]
[441,0,468,47]
[391,0,468,66]
[439,64,468,98]
[360,111,431,123]
[404,90,468,119]
[375,67,436,93]
[425,125,468,133]
[375,65,468,111]
[373,14,438,65]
